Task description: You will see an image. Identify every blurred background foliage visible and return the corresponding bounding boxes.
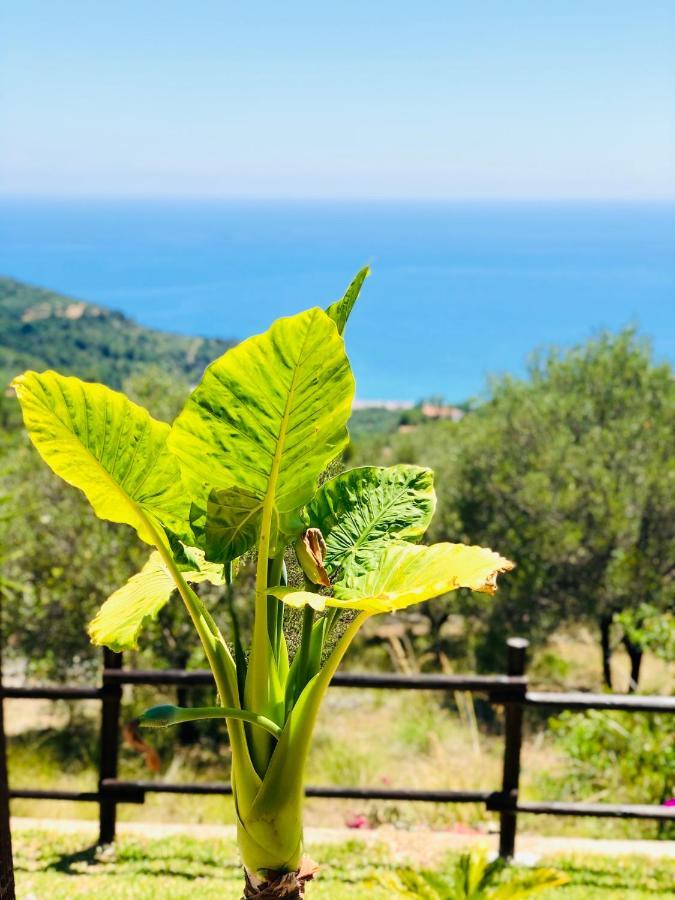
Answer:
[349,329,674,688]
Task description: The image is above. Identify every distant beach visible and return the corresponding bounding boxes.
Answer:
[1,199,673,402]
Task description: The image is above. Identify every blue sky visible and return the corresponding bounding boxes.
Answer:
[1,1,674,199]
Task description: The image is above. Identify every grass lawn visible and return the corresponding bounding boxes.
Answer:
[12,829,675,899]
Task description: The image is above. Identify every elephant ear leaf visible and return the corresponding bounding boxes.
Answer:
[307,465,436,585]
[11,371,187,545]
[168,307,354,560]
[325,266,370,335]
[88,550,224,651]
[205,486,264,563]
[272,542,514,615]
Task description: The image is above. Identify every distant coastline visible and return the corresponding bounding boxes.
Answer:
[1,199,673,401]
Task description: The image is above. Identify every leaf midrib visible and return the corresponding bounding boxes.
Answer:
[261,316,315,537]
[330,472,424,565]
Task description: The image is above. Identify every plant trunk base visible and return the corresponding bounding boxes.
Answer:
[243,858,317,899]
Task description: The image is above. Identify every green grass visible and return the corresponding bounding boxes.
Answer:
[11,830,675,899]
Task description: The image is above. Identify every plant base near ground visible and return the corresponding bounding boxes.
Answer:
[244,858,316,899]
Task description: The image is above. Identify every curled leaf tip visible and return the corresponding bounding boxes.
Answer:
[472,554,515,595]
[138,704,179,728]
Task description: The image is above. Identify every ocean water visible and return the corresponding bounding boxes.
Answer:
[1,199,673,402]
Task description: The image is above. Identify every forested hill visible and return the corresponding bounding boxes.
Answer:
[0,277,236,390]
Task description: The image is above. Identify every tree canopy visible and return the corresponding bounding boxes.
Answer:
[355,330,674,685]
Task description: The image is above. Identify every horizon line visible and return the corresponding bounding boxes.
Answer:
[2,191,675,205]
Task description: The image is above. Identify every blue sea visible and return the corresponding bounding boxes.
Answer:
[1,199,673,402]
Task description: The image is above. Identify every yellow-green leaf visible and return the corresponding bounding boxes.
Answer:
[168,307,354,556]
[325,266,370,335]
[205,486,264,563]
[272,542,514,614]
[12,371,187,544]
[307,465,436,584]
[88,550,224,651]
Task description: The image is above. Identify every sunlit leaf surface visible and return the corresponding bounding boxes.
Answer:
[12,370,186,543]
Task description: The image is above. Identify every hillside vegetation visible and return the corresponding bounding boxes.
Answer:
[0,277,235,390]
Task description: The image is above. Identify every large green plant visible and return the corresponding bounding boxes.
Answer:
[12,270,513,898]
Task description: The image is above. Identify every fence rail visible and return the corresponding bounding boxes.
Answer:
[2,638,674,860]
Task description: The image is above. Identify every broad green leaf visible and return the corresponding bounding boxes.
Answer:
[272,542,514,614]
[168,307,354,557]
[307,465,436,583]
[11,371,186,544]
[88,550,224,651]
[325,266,370,335]
[166,531,206,571]
[205,486,264,563]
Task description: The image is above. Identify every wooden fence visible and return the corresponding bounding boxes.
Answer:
[2,636,673,888]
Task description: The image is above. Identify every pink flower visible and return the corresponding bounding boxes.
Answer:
[663,798,675,807]
[346,814,370,829]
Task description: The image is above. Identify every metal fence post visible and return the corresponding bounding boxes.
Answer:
[98,647,122,845]
[499,637,529,859]
[0,596,15,900]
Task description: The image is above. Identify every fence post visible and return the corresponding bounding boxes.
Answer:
[499,637,528,859]
[98,647,122,845]
[0,596,15,900]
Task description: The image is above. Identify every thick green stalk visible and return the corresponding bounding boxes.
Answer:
[143,514,261,806]
[267,554,284,657]
[225,563,247,705]
[247,550,286,775]
[297,604,315,689]
[246,515,275,777]
[150,521,233,702]
[276,560,287,651]
[237,611,371,874]
[325,607,342,637]
[250,508,273,695]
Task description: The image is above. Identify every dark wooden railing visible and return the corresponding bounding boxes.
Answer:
[2,637,673,867]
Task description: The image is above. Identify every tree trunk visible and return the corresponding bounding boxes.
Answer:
[622,634,643,693]
[599,615,613,690]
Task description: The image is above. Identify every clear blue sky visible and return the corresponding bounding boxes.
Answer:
[2,1,674,199]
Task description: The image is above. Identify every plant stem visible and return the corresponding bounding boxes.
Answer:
[248,544,284,774]
[142,514,262,804]
[225,562,247,705]
[139,704,283,739]
[297,604,315,688]
[267,554,284,657]
[275,561,287,651]
[325,607,342,637]
[150,524,233,706]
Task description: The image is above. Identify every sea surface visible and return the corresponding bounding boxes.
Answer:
[1,199,673,402]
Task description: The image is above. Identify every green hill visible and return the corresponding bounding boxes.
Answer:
[0,277,236,390]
